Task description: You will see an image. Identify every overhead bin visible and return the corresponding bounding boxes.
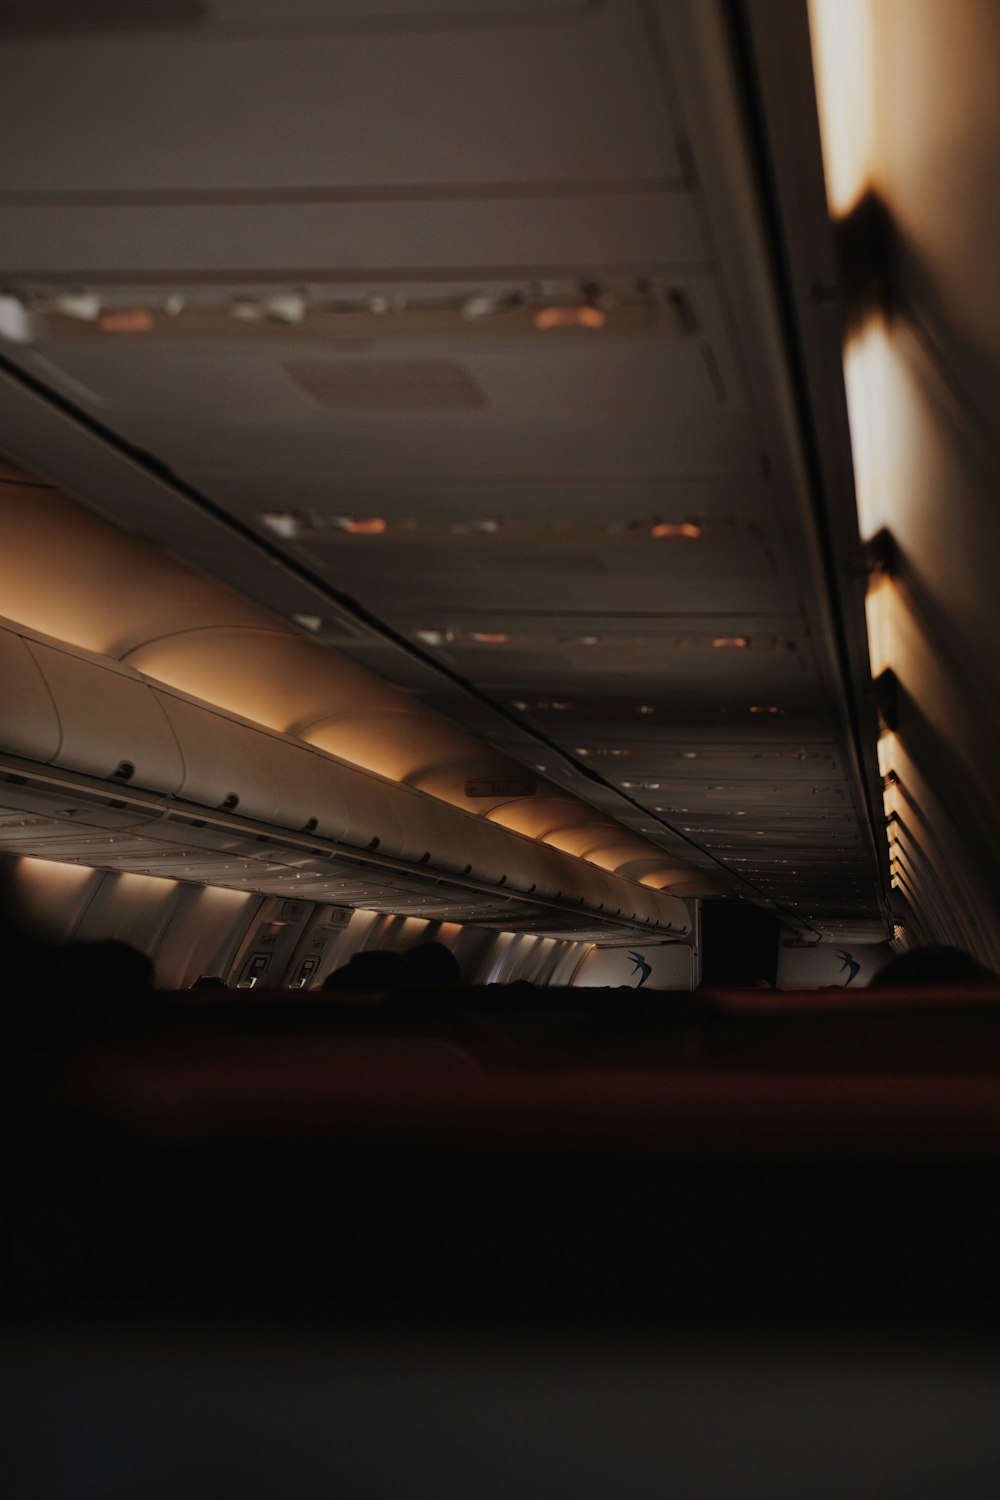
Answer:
[0,618,690,937]
[25,637,185,791]
[0,627,61,763]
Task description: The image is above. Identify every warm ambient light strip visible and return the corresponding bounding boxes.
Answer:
[808,0,892,542]
[807,0,877,218]
[809,0,905,919]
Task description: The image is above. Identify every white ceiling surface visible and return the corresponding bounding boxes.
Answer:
[0,0,888,939]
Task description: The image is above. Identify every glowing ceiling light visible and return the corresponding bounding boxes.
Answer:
[637,704,656,715]
[749,705,784,715]
[864,565,899,680]
[261,512,303,540]
[448,518,501,534]
[807,0,877,217]
[292,613,323,633]
[650,521,702,539]
[335,516,388,535]
[57,293,101,321]
[877,730,900,782]
[414,629,446,646]
[471,631,509,644]
[98,309,153,334]
[533,306,606,331]
[712,636,749,649]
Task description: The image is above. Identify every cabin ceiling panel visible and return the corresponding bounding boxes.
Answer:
[0,192,706,279]
[197,475,775,529]
[0,3,682,194]
[24,352,757,485]
[26,324,733,439]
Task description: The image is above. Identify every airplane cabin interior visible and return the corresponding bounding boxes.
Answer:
[2,1,1000,1494]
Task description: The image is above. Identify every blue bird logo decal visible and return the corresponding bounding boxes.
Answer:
[628,951,652,987]
[837,949,861,986]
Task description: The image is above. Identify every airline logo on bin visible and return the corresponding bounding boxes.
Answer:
[628,951,652,987]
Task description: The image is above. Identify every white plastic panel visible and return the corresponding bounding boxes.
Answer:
[26,640,185,790]
[152,882,262,989]
[153,689,278,822]
[226,896,318,988]
[573,941,695,989]
[385,782,477,873]
[12,854,104,945]
[245,734,356,835]
[435,815,513,887]
[324,763,405,855]
[72,869,185,970]
[0,5,680,193]
[0,627,62,764]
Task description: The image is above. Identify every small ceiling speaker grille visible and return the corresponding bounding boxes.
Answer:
[284,362,486,411]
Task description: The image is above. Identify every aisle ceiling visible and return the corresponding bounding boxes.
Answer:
[0,0,890,940]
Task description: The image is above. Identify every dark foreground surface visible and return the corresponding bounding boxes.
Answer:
[6,983,1000,1493]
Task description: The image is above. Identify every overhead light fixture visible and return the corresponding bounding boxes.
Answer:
[749,705,784,715]
[533,306,606,331]
[57,293,101,321]
[712,636,749,649]
[98,309,153,334]
[333,516,388,535]
[291,614,323,633]
[470,631,509,644]
[650,521,702,539]
[448,518,501,534]
[260,512,304,540]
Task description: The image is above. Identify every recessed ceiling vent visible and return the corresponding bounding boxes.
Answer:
[284,362,486,411]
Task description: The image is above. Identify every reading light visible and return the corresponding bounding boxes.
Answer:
[57,293,101,321]
[261,513,303,540]
[807,0,876,218]
[533,306,606,331]
[335,517,388,535]
[448,518,501,534]
[650,521,702,539]
[98,309,153,334]
[637,704,656,715]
